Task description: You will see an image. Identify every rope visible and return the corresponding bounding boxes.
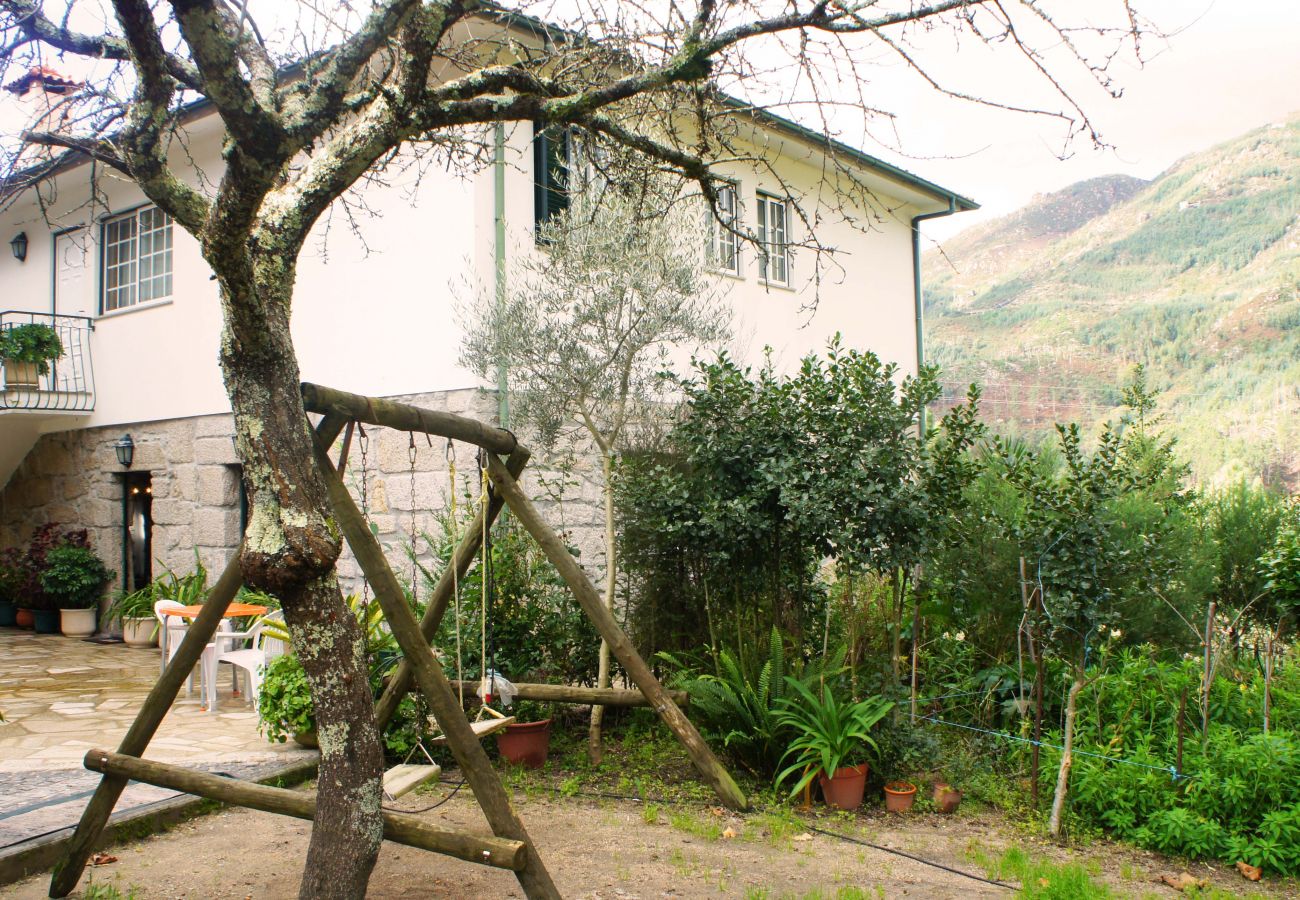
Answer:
[806,826,1014,890]
[917,714,1189,780]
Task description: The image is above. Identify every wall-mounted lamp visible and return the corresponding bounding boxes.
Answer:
[10,232,28,262]
[113,434,135,468]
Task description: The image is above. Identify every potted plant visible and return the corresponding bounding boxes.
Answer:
[40,544,113,638]
[106,585,160,648]
[775,680,893,811]
[259,653,318,747]
[0,548,22,627]
[496,699,553,769]
[932,781,963,814]
[17,524,89,632]
[0,322,64,388]
[884,780,918,813]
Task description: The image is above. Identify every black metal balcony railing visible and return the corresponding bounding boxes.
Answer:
[0,311,95,412]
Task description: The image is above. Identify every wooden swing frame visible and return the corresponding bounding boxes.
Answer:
[51,383,747,900]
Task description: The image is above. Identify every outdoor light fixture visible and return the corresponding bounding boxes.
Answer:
[113,434,135,468]
[9,232,27,262]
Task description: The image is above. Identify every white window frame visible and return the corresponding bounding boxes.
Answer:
[710,183,742,276]
[755,192,790,286]
[101,205,173,313]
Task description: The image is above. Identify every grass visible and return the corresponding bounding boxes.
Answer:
[973,846,1119,899]
[79,878,142,900]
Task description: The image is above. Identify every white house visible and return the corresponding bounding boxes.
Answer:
[0,57,974,602]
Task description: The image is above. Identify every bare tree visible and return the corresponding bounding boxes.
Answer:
[0,1,1155,896]
[461,172,731,762]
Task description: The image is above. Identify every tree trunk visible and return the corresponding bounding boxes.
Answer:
[216,245,383,899]
[589,450,616,763]
[1048,672,1086,838]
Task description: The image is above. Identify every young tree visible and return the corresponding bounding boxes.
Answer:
[0,1,1157,895]
[1001,374,1195,837]
[461,175,730,762]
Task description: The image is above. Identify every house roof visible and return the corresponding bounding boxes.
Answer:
[2,11,976,212]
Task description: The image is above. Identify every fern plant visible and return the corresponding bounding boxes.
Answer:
[664,627,842,778]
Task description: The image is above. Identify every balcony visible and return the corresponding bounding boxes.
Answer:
[0,310,95,412]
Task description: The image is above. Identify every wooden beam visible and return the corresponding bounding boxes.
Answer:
[374,447,530,731]
[484,453,749,812]
[82,751,525,872]
[51,549,246,897]
[311,434,561,900]
[302,383,517,455]
[449,681,689,708]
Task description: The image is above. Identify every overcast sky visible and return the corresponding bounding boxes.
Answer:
[878,0,1300,241]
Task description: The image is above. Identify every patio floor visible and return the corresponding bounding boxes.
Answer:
[0,630,312,852]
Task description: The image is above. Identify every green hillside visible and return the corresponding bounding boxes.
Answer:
[924,115,1300,487]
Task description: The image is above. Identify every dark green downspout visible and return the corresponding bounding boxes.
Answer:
[911,197,958,436]
[493,123,510,429]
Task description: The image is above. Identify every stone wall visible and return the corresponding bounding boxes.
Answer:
[0,389,606,616]
[0,411,244,594]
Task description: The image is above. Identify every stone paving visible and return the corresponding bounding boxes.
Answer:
[0,631,313,850]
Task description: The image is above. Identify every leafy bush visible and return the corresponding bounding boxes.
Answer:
[39,545,113,609]
[425,515,598,687]
[1034,651,1300,874]
[0,323,63,373]
[17,524,90,611]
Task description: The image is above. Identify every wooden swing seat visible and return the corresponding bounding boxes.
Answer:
[426,715,515,745]
[383,763,443,799]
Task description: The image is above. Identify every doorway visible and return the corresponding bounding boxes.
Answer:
[121,471,153,592]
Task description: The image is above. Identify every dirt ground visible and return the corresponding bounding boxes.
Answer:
[5,783,1293,899]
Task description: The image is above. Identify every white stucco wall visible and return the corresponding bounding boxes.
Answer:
[0,109,951,439]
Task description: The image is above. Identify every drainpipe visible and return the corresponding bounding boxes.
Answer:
[911,197,957,436]
[493,123,510,429]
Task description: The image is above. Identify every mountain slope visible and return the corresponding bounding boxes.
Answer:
[924,115,1300,486]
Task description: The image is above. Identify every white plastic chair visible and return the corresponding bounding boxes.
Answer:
[210,610,284,712]
[154,599,224,701]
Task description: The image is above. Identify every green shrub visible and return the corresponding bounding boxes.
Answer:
[774,679,892,797]
[0,322,63,373]
[39,545,113,609]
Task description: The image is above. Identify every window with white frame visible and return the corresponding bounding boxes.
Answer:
[102,206,173,312]
[755,192,789,285]
[709,183,741,275]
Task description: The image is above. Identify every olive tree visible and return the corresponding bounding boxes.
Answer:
[1,1,1157,895]
[461,175,730,762]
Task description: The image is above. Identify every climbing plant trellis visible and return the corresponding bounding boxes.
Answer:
[51,383,746,900]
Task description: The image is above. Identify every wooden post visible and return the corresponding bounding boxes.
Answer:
[51,549,246,897]
[83,750,526,871]
[448,681,689,708]
[1176,687,1187,776]
[484,452,749,812]
[312,436,561,900]
[1263,637,1273,735]
[373,447,529,730]
[302,382,517,455]
[1202,600,1216,742]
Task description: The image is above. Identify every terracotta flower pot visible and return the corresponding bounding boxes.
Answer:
[33,608,60,634]
[293,730,319,749]
[497,719,552,769]
[935,787,963,814]
[121,617,158,648]
[883,781,917,813]
[15,607,35,629]
[932,780,951,803]
[817,763,868,811]
[60,607,97,638]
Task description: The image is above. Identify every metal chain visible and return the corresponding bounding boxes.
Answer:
[409,432,419,604]
[357,423,371,605]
